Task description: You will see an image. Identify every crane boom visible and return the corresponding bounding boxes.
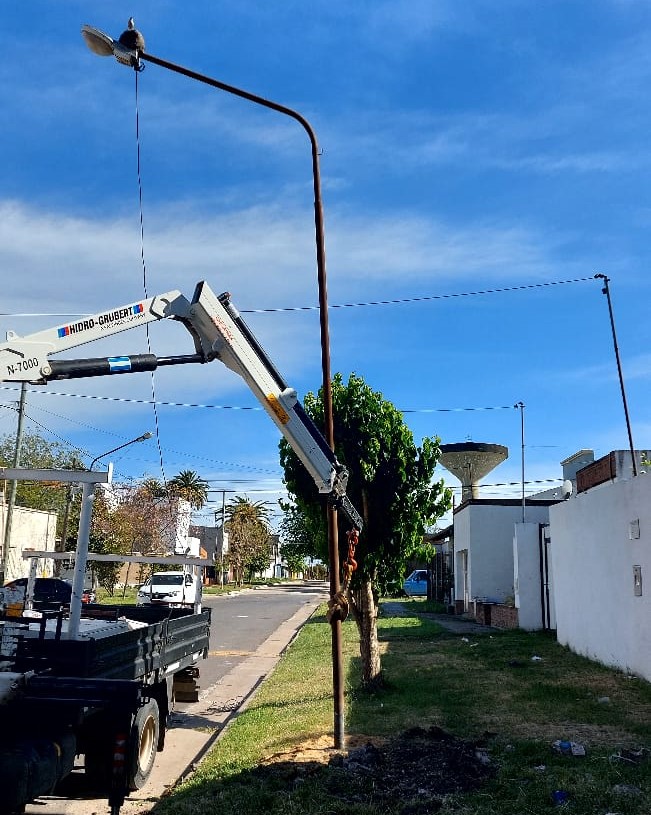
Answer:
[0,281,362,530]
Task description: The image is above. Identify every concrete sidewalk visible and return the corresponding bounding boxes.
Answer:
[120,585,328,814]
[25,585,328,815]
[381,601,496,635]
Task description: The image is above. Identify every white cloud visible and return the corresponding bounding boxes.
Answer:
[0,197,570,322]
[327,211,573,285]
[324,105,645,180]
[624,353,651,381]
[553,352,651,387]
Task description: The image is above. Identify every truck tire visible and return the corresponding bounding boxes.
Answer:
[128,699,159,791]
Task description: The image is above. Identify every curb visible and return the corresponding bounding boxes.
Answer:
[121,587,328,813]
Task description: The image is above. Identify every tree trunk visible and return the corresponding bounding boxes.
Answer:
[350,575,382,687]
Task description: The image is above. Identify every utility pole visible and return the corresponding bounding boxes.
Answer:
[213,489,229,588]
[595,274,637,476]
[1,383,27,582]
[219,490,226,588]
[515,402,526,522]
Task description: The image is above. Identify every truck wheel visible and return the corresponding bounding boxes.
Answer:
[128,699,160,791]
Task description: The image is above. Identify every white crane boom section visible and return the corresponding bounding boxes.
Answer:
[0,281,362,531]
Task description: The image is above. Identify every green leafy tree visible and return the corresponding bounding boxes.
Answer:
[0,431,85,540]
[279,501,321,576]
[167,470,209,509]
[88,492,130,595]
[280,373,451,686]
[224,497,272,584]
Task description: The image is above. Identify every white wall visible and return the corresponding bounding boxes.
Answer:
[513,522,556,630]
[454,502,552,604]
[453,508,471,604]
[549,475,651,682]
[0,502,58,581]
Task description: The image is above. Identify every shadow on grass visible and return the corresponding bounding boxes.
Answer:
[155,725,495,815]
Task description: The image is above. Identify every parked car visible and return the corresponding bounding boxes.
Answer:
[136,571,202,607]
[3,577,72,610]
[3,578,97,609]
[403,569,429,597]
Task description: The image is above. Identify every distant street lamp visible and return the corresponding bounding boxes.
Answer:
[89,431,153,471]
[82,22,346,745]
[67,430,154,636]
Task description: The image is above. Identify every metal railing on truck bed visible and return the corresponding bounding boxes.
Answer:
[11,605,211,681]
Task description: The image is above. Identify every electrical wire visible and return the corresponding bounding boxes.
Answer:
[0,386,521,416]
[446,478,562,490]
[0,391,281,476]
[0,275,596,320]
[239,276,596,314]
[19,410,90,460]
[135,67,166,482]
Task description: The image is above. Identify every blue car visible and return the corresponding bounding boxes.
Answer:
[403,569,429,597]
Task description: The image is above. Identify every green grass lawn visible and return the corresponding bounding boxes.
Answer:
[95,579,287,605]
[153,599,651,815]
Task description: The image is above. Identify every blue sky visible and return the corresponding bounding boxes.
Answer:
[1,1,649,529]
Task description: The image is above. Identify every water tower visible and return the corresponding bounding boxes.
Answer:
[439,442,508,502]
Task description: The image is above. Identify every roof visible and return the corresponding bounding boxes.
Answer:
[453,497,562,514]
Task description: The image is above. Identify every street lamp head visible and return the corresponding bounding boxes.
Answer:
[81,22,143,67]
[89,430,153,471]
[80,25,114,57]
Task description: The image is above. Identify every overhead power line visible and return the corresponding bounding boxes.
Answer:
[0,276,595,319]
[0,386,519,416]
[240,276,596,314]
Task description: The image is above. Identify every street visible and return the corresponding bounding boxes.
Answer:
[24,581,328,815]
[183,581,327,704]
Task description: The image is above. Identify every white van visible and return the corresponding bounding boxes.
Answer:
[136,571,202,608]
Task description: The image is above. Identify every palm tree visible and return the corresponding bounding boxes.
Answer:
[225,496,271,525]
[140,477,167,499]
[224,497,272,584]
[167,470,209,509]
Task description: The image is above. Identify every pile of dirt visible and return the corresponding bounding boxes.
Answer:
[253,726,495,813]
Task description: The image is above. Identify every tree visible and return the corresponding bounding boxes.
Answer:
[84,481,179,594]
[167,470,209,509]
[279,501,322,576]
[224,496,272,584]
[89,492,130,595]
[280,372,451,686]
[0,431,85,540]
[140,478,168,499]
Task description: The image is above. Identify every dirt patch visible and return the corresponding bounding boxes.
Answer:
[260,733,386,766]
[254,726,494,813]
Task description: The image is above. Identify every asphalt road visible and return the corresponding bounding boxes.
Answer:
[183,581,326,704]
[24,580,329,815]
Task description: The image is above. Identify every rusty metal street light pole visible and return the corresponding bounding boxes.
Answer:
[594,274,637,477]
[81,22,346,747]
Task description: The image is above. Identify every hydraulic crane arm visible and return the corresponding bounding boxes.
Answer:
[0,281,362,531]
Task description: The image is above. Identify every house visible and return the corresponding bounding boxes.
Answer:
[424,525,454,604]
[451,497,560,627]
[190,523,228,584]
[0,497,58,582]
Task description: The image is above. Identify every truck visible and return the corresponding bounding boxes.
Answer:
[0,280,362,815]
